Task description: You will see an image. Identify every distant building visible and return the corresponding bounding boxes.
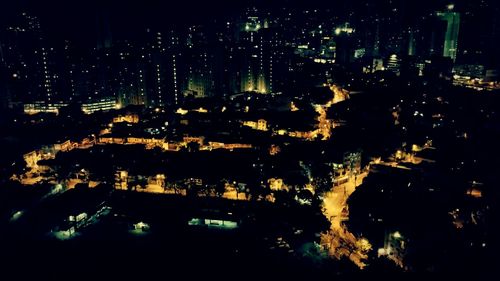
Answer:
[453,64,485,78]
[185,25,216,98]
[113,114,139,123]
[165,29,184,107]
[239,16,268,93]
[0,13,59,106]
[81,97,117,114]
[334,23,356,65]
[140,29,172,108]
[237,12,282,94]
[24,100,68,114]
[242,119,268,131]
[386,54,401,75]
[436,7,460,62]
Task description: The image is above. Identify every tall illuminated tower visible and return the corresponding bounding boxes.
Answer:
[238,11,276,94]
[436,5,460,62]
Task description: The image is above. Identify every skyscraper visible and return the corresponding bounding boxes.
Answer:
[138,29,167,108]
[436,5,460,62]
[237,9,280,94]
[166,29,184,108]
[334,23,356,65]
[239,15,268,93]
[185,25,216,98]
[0,12,60,106]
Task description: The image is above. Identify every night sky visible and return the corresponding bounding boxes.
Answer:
[1,0,249,47]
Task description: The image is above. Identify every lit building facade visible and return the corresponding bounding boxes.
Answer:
[81,97,117,114]
[436,7,460,61]
[237,13,281,94]
[23,101,68,114]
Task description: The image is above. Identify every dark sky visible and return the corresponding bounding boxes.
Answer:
[2,0,263,26]
[1,0,253,45]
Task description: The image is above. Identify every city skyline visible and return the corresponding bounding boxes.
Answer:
[2,0,500,112]
[0,1,498,279]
